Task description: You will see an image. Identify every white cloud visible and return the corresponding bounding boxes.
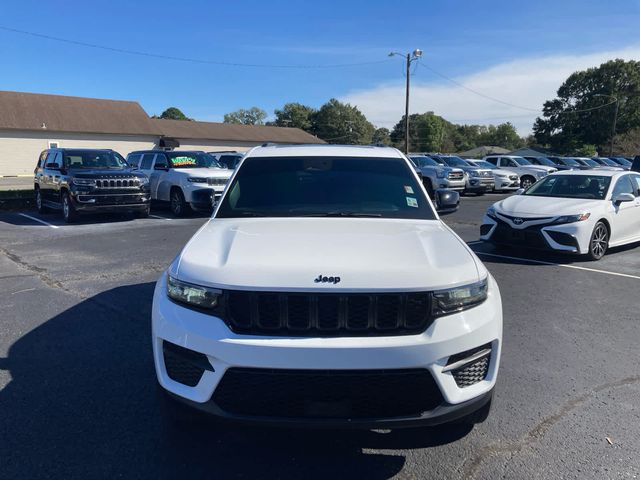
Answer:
[341,46,640,136]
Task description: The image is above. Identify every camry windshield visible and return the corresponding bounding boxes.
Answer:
[63,150,127,169]
[438,156,468,167]
[410,156,439,167]
[165,152,220,168]
[523,174,611,200]
[512,157,532,165]
[216,156,437,220]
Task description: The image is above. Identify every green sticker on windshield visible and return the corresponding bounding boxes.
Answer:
[406,197,418,208]
[171,156,197,167]
[404,185,414,194]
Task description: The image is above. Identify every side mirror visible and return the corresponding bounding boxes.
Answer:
[614,192,635,205]
[154,164,169,171]
[45,163,60,170]
[435,189,460,214]
[515,188,525,195]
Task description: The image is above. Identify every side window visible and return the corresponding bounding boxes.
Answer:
[505,159,516,167]
[611,176,635,198]
[630,174,640,197]
[486,157,497,166]
[53,152,63,168]
[140,153,155,170]
[127,154,142,168]
[154,153,168,168]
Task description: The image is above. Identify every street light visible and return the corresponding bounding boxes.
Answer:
[594,93,619,156]
[389,49,423,154]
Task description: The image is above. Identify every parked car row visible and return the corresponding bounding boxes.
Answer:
[34,147,240,222]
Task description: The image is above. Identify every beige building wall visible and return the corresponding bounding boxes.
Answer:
[0,130,158,176]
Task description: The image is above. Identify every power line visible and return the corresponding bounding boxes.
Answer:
[0,25,391,69]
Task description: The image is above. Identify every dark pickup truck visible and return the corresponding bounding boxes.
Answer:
[34,148,151,223]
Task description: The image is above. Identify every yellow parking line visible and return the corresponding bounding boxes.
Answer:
[476,251,640,281]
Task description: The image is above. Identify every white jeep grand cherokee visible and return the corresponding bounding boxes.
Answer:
[152,144,503,428]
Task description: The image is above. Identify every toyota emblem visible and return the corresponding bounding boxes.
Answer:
[513,218,524,225]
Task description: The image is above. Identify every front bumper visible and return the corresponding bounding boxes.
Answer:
[465,178,495,192]
[71,190,150,212]
[439,178,466,191]
[152,273,503,426]
[479,214,588,253]
[494,177,520,191]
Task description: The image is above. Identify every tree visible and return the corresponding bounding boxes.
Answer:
[533,59,640,154]
[158,107,190,121]
[390,112,453,152]
[612,128,640,155]
[477,123,523,150]
[271,103,316,131]
[372,127,391,145]
[312,99,375,144]
[223,107,267,125]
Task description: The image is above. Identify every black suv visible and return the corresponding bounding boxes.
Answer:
[34,148,151,223]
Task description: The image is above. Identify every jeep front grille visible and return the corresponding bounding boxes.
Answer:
[95,178,140,189]
[207,178,228,186]
[221,291,433,336]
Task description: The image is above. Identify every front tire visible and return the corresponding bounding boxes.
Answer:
[520,176,535,189]
[587,221,608,261]
[170,189,190,217]
[61,191,77,223]
[35,187,49,213]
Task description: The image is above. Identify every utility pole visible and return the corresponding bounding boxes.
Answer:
[610,99,619,156]
[389,49,423,154]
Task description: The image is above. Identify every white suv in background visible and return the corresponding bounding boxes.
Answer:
[152,144,503,428]
[484,155,556,189]
[127,150,232,216]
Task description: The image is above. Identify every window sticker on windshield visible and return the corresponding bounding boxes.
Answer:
[171,156,197,167]
[406,197,418,208]
[404,185,414,194]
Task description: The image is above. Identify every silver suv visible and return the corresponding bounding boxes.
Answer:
[430,154,495,195]
[408,155,465,196]
[483,155,555,189]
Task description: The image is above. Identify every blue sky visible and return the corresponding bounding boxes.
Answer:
[2,0,640,133]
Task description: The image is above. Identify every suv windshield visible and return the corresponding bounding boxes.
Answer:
[530,157,555,166]
[435,156,469,167]
[512,157,532,166]
[165,152,220,169]
[471,160,496,169]
[560,158,581,166]
[409,156,440,167]
[63,150,127,169]
[523,174,611,199]
[216,156,437,220]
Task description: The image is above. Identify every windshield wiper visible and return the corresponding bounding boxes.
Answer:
[297,212,382,218]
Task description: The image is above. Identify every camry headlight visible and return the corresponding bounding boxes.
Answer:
[432,278,488,317]
[552,213,590,225]
[188,177,208,183]
[72,178,96,186]
[486,207,498,219]
[167,275,221,309]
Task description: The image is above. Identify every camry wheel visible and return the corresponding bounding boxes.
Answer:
[587,221,608,261]
[62,192,77,223]
[520,176,535,189]
[170,189,190,217]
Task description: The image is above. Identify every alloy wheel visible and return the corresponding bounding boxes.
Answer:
[590,223,608,259]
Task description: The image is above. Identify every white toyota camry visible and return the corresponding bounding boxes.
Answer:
[480,170,640,260]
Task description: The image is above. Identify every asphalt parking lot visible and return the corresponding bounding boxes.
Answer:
[1,195,639,479]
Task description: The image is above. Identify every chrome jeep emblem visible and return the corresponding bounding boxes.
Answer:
[314,274,341,284]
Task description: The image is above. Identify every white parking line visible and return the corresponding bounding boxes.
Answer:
[149,215,171,221]
[475,251,640,281]
[18,213,60,229]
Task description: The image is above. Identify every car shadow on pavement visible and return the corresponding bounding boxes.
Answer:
[0,283,471,479]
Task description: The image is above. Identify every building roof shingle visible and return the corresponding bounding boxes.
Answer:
[0,90,324,144]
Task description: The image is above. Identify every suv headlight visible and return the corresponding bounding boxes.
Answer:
[536,171,547,178]
[432,278,488,317]
[436,170,446,179]
[469,170,480,177]
[167,275,221,309]
[551,213,590,225]
[138,176,149,186]
[72,178,96,186]
[188,177,208,183]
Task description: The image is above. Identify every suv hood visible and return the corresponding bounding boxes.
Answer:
[173,218,483,291]
[176,167,232,179]
[495,195,603,216]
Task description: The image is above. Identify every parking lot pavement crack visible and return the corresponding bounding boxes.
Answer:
[0,246,76,296]
[462,375,640,479]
